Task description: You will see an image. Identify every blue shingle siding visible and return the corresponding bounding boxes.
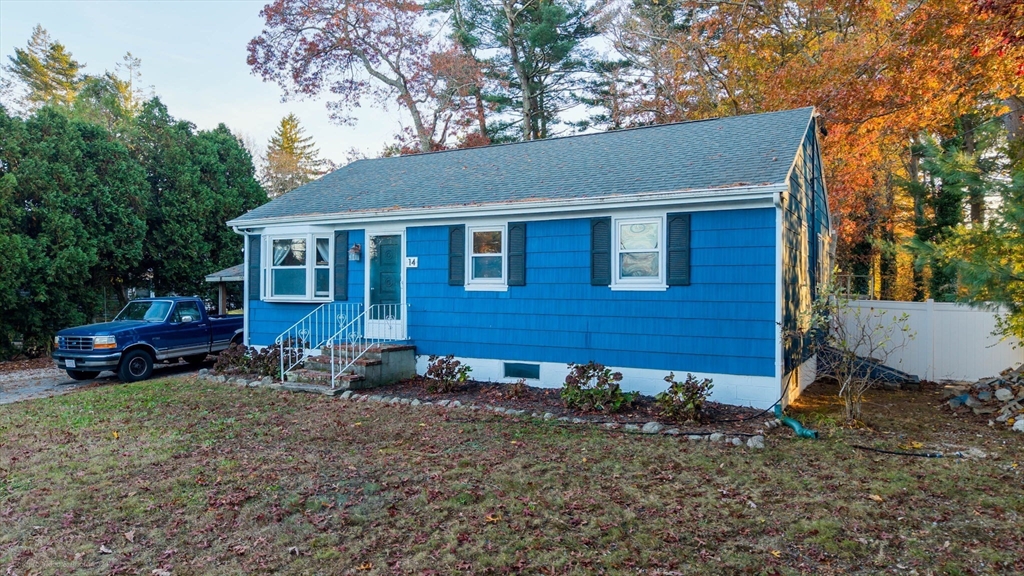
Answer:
[781,120,830,372]
[248,230,366,346]
[405,209,776,377]
[231,108,813,223]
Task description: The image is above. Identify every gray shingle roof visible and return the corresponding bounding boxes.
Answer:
[232,107,813,223]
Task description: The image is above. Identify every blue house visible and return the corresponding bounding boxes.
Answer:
[227,107,831,408]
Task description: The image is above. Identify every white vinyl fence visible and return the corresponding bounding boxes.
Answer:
[841,300,1024,382]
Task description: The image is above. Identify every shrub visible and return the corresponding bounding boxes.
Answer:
[655,372,714,422]
[561,361,636,413]
[503,379,529,400]
[214,343,299,379]
[425,354,472,393]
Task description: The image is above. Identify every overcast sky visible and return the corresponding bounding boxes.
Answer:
[0,0,407,163]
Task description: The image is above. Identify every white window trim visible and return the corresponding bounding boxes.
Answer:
[611,216,668,291]
[263,233,334,302]
[465,224,508,291]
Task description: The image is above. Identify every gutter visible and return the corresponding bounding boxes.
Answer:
[231,226,249,347]
[227,183,786,228]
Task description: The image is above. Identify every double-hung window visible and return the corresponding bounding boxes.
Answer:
[467,225,505,288]
[267,234,333,300]
[613,217,665,288]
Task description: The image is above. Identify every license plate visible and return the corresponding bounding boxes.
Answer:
[65,359,76,368]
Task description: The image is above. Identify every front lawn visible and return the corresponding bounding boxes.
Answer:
[1,377,1022,574]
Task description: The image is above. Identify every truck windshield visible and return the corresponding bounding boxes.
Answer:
[114,301,172,323]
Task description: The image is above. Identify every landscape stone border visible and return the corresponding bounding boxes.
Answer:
[197,369,771,449]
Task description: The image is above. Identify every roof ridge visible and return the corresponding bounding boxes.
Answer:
[350,106,815,164]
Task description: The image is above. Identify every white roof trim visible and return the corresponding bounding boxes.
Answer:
[228,183,785,229]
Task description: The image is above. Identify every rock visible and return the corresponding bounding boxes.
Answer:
[400,398,412,405]
[557,416,571,422]
[730,437,742,446]
[1013,419,1024,433]
[198,368,209,376]
[995,388,1014,402]
[340,391,353,400]
[261,376,273,387]
[978,390,993,402]
[747,435,765,449]
[543,412,555,420]
[623,424,640,432]
[663,428,681,436]
[493,407,506,413]
[641,422,665,434]
[571,418,585,424]
[450,400,462,408]
[422,401,433,406]
[602,422,619,429]
[368,395,383,402]
[410,398,421,406]
[948,394,968,409]
[436,400,450,407]
[248,380,261,388]
[687,435,705,441]
[511,409,526,416]
[965,395,983,408]
[709,432,724,442]
[531,412,540,418]
[215,375,227,383]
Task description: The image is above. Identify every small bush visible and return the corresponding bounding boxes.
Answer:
[214,343,298,379]
[561,361,636,413]
[425,354,472,393]
[655,372,714,422]
[503,379,529,400]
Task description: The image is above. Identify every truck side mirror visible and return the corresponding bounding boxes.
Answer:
[180,315,194,323]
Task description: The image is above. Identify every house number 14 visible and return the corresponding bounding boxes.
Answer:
[405,257,418,268]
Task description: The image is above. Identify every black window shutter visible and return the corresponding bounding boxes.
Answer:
[507,222,526,286]
[248,234,261,301]
[334,230,349,301]
[666,212,691,286]
[448,225,465,286]
[590,217,611,286]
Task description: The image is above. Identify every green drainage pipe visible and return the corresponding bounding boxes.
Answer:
[774,405,818,439]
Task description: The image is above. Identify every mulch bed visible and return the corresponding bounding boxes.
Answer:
[380,377,770,434]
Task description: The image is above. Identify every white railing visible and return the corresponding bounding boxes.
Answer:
[276,302,363,379]
[327,304,405,388]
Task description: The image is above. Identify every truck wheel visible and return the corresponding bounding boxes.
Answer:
[66,370,100,380]
[184,354,209,365]
[118,350,153,382]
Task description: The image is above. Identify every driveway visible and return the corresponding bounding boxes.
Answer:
[0,359,210,405]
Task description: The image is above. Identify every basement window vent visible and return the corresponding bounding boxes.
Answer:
[504,362,540,380]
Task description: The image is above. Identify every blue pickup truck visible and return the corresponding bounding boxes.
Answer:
[52,297,244,382]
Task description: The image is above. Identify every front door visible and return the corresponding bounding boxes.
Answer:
[367,233,405,339]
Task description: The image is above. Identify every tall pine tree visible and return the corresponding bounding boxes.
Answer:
[5,25,84,109]
[261,114,329,197]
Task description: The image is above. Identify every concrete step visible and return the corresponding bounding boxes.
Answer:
[304,356,382,373]
[280,370,368,394]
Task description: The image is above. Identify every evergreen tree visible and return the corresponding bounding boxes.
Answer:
[5,25,84,109]
[261,114,329,197]
[437,0,596,141]
[130,99,268,298]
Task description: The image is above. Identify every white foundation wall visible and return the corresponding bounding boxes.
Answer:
[414,356,782,409]
[782,354,817,407]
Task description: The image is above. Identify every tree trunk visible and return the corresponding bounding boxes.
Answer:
[503,1,533,140]
[963,116,984,224]
[909,140,927,301]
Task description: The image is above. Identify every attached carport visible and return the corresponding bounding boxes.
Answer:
[204,264,243,315]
